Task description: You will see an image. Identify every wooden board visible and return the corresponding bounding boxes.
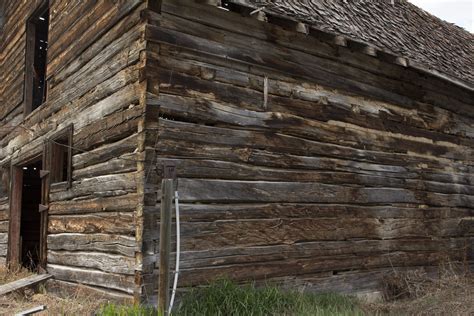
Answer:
[0,274,52,296]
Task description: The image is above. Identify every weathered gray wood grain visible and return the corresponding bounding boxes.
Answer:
[47,233,138,257]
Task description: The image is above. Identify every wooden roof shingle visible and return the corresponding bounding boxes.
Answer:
[231,0,474,85]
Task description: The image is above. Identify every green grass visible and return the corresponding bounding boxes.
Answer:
[98,279,364,316]
[99,304,159,316]
[175,279,363,316]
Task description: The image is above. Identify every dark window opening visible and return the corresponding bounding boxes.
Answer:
[219,1,253,15]
[25,2,49,113]
[20,160,42,270]
[50,126,73,186]
[51,137,69,183]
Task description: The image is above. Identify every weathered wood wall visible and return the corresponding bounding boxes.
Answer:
[0,0,150,301]
[1,0,472,304]
[0,164,8,266]
[142,0,474,300]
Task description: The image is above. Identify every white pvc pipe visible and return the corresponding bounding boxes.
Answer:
[168,191,180,314]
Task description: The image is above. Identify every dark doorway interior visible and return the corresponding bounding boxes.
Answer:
[20,160,42,269]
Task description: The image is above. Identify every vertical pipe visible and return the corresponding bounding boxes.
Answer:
[158,179,173,315]
[168,191,180,314]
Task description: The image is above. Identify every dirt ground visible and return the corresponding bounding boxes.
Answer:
[0,291,106,315]
[0,267,106,315]
[0,265,472,315]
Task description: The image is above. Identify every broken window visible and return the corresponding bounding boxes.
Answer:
[50,125,73,186]
[25,1,49,114]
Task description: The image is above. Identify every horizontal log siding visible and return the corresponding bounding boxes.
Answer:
[0,0,148,299]
[1,1,29,267]
[141,0,474,299]
[0,1,44,265]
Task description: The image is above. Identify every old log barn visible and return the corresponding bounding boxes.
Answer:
[0,0,473,303]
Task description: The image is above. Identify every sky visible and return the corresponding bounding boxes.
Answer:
[409,0,474,32]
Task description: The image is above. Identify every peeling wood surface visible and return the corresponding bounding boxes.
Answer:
[140,0,474,301]
[0,0,147,300]
[0,0,473,304]
[47,264,135,294]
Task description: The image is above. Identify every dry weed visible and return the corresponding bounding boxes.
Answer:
[0,287,108,315]
[0,267,107,315]
[366,262,474,315]
[0,266,33,285]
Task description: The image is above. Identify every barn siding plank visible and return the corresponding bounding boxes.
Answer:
[0,0,146,299]
[139,0,474,301]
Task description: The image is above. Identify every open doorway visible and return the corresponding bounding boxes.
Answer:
[8,158,44,270]
[20,160,42,269]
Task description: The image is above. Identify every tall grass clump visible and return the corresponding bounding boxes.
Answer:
[175,278,363,316]
[97,279,363,316]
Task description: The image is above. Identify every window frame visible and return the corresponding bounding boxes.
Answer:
[49,125,73,188]
[24,0,49,115]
